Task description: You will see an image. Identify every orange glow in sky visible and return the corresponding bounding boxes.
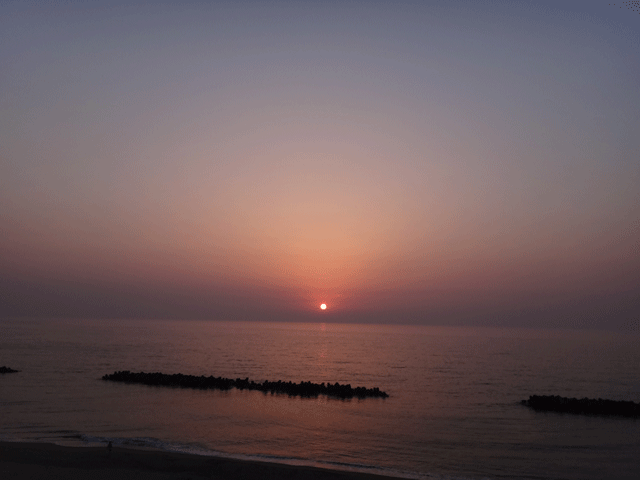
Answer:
[1,1,639,329]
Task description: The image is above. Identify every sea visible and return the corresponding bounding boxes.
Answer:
[1,318,638,480]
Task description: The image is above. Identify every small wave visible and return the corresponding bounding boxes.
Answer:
[0,400,34,406]
[75,435,478,480]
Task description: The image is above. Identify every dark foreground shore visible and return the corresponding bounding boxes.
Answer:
[0,442,402,480]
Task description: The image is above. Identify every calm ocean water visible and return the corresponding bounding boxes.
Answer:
[1,318,638,479]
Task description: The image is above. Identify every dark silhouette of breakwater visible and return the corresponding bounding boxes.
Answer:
[102,371,389,399]
[0,366,19,374]
[522,395,640,417]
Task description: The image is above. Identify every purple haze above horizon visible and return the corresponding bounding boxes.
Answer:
[1,0,639,331]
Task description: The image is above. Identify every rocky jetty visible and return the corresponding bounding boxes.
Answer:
[522,395,640,417]
[0,366,19,374]
[102,371,389,399]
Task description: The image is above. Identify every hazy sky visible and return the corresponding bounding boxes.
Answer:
[1,0,639,330]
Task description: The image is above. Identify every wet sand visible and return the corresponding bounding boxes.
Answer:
[0,441,402,480]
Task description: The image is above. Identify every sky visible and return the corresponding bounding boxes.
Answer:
[1,0,639,330]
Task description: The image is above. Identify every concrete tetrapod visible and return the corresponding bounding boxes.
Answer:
[102,371,389,399]
[522,395,640,417]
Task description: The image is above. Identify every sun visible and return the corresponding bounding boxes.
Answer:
[320,303,327,310]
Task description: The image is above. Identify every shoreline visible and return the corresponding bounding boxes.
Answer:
[0,441,406,480]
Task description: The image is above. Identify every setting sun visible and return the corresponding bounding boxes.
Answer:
[320,304,327,310]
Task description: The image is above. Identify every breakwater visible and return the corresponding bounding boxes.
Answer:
[522,395,640,417]
[0,366,19,374]
[102,371,389,399]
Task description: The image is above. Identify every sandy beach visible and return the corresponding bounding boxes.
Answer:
[0,442,402,480]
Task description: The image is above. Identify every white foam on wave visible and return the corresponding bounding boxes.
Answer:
[76,434,477,480]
